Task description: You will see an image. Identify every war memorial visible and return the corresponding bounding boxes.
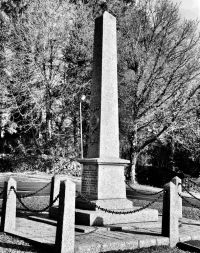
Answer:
[1,10,200,253]
[75,11,158,225]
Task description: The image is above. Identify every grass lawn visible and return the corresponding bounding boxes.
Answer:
[106,246,192,253]
[0,194,199,252]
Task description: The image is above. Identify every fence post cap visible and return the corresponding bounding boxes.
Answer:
[62,179,75,186]
[164,181,176,189]
[172,176,181,182]
[7,177,16,185]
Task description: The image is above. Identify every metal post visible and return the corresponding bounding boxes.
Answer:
[80,95,86,159]
[80,101,83,159]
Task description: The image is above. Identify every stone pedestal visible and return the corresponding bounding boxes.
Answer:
[75,157,158,225]
[76,158,134,213]
[78,158,131,204]
[74,11,158,225]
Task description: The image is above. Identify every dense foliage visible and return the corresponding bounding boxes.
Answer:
[1,0,200,185]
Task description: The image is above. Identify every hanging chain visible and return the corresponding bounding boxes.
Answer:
[178,192,200,211]
[186,178,200,192]
[20,181,51,199]
[174,170,200,193]
[181,184,200,202]
[76,190,164,215]
[11,186,59,213]
[125,181,164,196]
[0,188,4,197]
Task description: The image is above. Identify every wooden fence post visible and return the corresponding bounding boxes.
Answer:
[162,181,179,247]
[55,179,75,253]
[1,177,17,232]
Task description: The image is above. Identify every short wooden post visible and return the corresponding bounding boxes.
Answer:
[55,179,75,253]
[162,181,179,247]
[171,176,182,219]
[1,177,17,232]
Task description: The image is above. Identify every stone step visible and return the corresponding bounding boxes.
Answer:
[28,215,56,226]
[76,197,134,210]
[28,215,95,233]
[75,208,158,226]
[50,206,158,226]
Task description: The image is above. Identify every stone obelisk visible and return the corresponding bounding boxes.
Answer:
[87,11,119,159]
[77,11,158,225]
[79,11,131,207]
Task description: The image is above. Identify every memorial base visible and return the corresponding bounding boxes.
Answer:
[75,208,158,226]
[50,205,158,226]
[78,158,130,201]
[49,157,158,225]
[76,198,133,210]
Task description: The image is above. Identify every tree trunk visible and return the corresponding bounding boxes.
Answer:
[130,152,138,184]
[128,125,138,184]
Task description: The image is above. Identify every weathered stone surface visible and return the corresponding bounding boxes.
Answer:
[179,235,192,242]
[78,12,130,205]
[77,11,158,224]
[191,235,200,240]
[156,237,170,246]
[1,177,16,232]
[50,175,69,207]
[162,181,179,247]
[55,180,75,253]
[88,11,119,159]
[139,239,157,248]
[80,159,129,201]
[171,176,182,218]
[81,164,98,199]
[76,198,133,211]
[75,208,158,226]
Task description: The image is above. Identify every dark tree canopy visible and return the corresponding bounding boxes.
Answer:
[0,0,200,183]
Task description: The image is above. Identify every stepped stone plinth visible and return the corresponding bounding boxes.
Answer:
[50,11,158,225]
[75,11,158,225]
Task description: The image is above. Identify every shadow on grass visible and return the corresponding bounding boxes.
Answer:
[177,242,200,253]
[182,221,200,227]
[104,245,172,253]
[0,233,55,253]
[120,229,161,237]
[0,241,34,251]
[0,241,54,253]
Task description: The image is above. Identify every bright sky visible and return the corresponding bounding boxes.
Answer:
[173,0,200,19]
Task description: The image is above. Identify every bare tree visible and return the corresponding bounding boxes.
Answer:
[1,0,93,161]
[118,0,200,182]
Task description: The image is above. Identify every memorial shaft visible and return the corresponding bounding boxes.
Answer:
[80,12,129,202]
[76,12,158,225]
[88,11,119,159]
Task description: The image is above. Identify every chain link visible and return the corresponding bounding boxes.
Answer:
[125,181,164,196]
[20,181,51,199]
[76,190,164,215]
[181,184,200,202]
[178,193,200,211]
[11,186,59,213]
[174,171,200,193]
[0,188,4,197]
[186,178,200,191]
